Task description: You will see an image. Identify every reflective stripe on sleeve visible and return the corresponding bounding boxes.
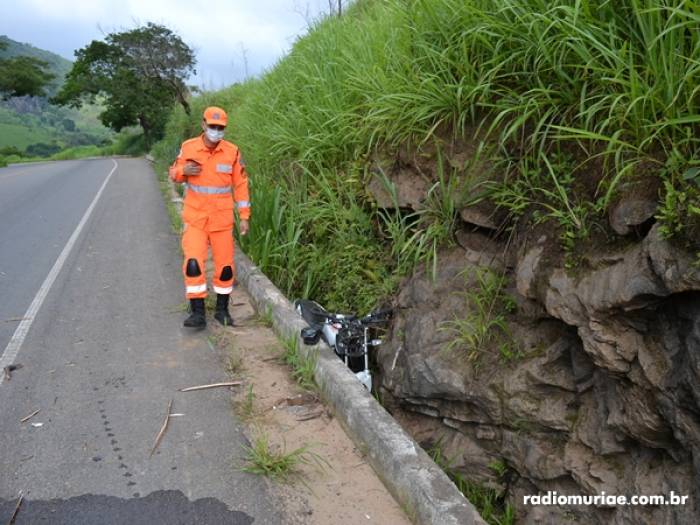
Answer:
[213,285,233,294]
[187,183,231,195]
[186,284,207,294]
[236,201,250,208]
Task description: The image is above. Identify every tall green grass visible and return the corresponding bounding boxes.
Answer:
[153,0,699,311]
[237,163,393,312]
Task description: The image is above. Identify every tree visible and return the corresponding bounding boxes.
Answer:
[53,23,196,147]
[0,42,55,99]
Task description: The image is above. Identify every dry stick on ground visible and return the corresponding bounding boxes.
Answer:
[150,399,173,458]
[20,409,40,423]
[296,410,325,422]
[179,381,241,392]
[8,491,23,525]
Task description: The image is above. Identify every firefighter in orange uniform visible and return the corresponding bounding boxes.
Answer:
[169,106,250,328]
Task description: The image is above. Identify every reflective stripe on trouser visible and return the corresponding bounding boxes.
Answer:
[181,225,235,299]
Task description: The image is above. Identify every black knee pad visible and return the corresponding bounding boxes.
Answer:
[186,258,202,277]
[220,266,233,281]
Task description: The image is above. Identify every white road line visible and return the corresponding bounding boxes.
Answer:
[0,159,119,385]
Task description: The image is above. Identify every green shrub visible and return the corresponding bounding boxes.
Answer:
[51,145,102,160]
[0,154,22,165]
[106,131,147,156]
[0,146,23,157]
[25,142,61,157]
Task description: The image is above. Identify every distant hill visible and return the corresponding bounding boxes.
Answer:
[0,35,72,97]
[0,35,113,153]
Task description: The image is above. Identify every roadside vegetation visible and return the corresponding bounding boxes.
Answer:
[153,0,699,315]
[241,433,326,483]
[281,335,318,392]
[0,129,146,167]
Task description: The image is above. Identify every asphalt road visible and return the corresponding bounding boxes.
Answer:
[0,159,285,524]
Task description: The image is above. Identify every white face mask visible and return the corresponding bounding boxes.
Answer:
[205,128,225,143]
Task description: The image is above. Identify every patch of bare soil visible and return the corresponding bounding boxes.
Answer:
[209,285,410,525]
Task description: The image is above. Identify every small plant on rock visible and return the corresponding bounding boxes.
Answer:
[441,267,519,363]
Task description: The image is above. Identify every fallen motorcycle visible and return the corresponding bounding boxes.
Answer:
[294,299,391,392]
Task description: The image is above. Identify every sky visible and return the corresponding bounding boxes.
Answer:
[0,0,335,90]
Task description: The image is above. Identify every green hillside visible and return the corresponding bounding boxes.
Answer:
[154,0,699,313]
[0,35,113,155]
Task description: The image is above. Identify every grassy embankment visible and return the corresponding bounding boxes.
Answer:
[153,1,697,521]
[154,0,699,315]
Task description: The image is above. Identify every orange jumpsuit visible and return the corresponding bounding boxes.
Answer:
[169,135,250,299]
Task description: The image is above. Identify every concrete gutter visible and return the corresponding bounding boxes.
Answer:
[235,248,487,525]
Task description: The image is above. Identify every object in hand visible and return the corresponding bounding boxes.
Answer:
[184,160,202,176]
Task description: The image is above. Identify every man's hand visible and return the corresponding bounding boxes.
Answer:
[183,161,202,176]
[239,219,249,236]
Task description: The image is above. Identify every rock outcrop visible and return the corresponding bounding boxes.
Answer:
[377,224,700,524]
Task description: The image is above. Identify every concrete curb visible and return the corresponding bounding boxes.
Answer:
[234,249,487,525]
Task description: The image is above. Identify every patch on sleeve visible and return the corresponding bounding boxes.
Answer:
[216,163,233,173]
[238,155,246,168]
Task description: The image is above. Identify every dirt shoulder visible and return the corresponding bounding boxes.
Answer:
[209,284,410,525]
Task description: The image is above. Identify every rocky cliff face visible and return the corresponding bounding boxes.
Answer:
[372,150,700,523]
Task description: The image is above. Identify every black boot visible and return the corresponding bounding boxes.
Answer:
[184,298,206,328]
[214,294,234,326]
